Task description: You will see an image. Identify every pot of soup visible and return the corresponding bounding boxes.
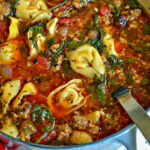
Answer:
[0,0,149,149]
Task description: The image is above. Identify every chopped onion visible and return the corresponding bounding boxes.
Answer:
[1,66,12,76]
[59,26,68,37]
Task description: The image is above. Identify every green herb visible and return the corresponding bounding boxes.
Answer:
[141,79,149,85]
[20,47,27,58]
[143,23,150,35]
[126,73,133,83]
[130,0,140,8]
[94,13,106,40]
[88,74,106,104]
[80,0,85,4]
[37,21,47,27]
[51,39,70,66]
[29,25,45,48]
[129,45,150,57]
[5,0,19,22]
[130,45,143,53]
[45,38,55,49]
[109,79,116,85]
[108,1,120,17]
[94,13,99,25]
[94,85,105,102]
[12,120,20,126]
[107,55,122,70]
[123,58,137,63]
[9,0,19,16]
[63,60,72,75]
[32,105,55,144]
[94,74,106,84]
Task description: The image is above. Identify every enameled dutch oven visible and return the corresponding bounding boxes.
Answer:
[0,108,149,150]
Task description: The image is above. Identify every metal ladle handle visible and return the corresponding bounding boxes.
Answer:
[113,86,150,144]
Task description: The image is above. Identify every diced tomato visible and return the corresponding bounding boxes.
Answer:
[34,56,50,73]
[114,40,125,54]
[58,17,75,24]
[99,5,111,17]
[0,21,8,39]
[41,130,57,144]
[0,21,8,32]
[0,143,5,150]
[27,94,47,105]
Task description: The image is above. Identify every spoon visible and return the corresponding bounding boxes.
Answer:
[112,86,150,144]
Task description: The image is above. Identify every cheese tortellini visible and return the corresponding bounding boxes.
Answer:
[0,80,21,117]
[67,45,105,79]
[47,79,88,118]
[0,119,18,138]
[103,33,118,57]
[46,18,58,36]
[12,82,37,108]
[16,0,52,22]
[0,40,22,65]
[27,30,46,58]
[8,17,19,40]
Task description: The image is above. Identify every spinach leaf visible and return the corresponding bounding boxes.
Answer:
[45,38,55,49]
[141,79,149,85]
[9,0,19,17]
[80,0,85,4]
[32,105,55,143]
[107,55,122,70]
[51,39,70,66]
[108,1,120,17]
[63,60,72,75]
[126,73,133,83]
[130,0,140,8]
[143,23,150,35]
[68,39,105,53]
[123,58,137,63]
[94,74,106,84]
[94,13,106,40]
[94,85,105,102]
[29,25,45,48]
[109,79,116,86]
[5,0,19,22]
[129,45,150,58]
[88,74,106,104]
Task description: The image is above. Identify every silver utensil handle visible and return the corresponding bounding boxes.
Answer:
[117,92,150,144]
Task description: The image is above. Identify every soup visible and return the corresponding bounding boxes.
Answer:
[0,0,150,145]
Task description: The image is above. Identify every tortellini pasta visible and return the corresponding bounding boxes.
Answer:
[0,119,18,138]
[0,80,21,117]
[8,17,19,40]
[87,111,100,123]
[70,131,93,144]
[16,0,52,22]
[103,33,118,57]
[0,40,22,65]
[46,18,58,36]
[12,82,37,108]
[47,79,88,118]
[27,30,46,58]
[66,45,105,79]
